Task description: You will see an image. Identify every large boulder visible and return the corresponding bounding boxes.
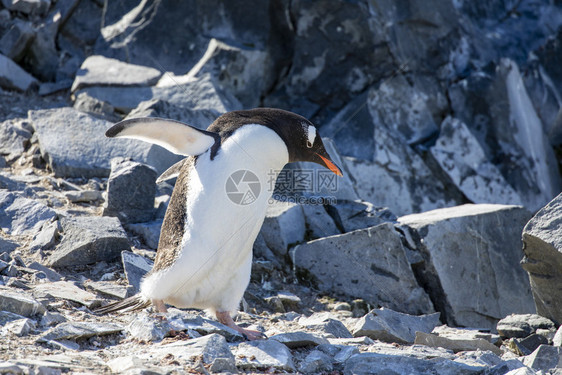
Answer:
[291,222,434,315]
[399,204,535,329]
[521,192,562,324]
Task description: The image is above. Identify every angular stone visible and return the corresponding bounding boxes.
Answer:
[150,333,235,368]
[29,221,59,252]
[431,117,523,205]
[269,331,329,348]
[0,286,46,317]
[126,220,162,250]
[515,334,549,355]
[0,53,37,92]
[260,200,305,257]
[29,107,182,178]
[332,200,396,233]
[399,204,535,328]
[27,262,61,282]
[301,203,341,240]
[521,192,562,324]
[0,20,34,61]
[522,345,562,371]
[63,190,103,203]
[121,251,153,294]
[414,331,502,356]
[0,237,19,254]
[0,118,31,155]
[47,216,130,267]
[343,353,485,375]
[298,312,353,339]
[0,310,27,326]
[71,55,162,92]
[103,159,156,223]
[2,318,35,336]
[1,0,50,15]
[38,322,123,342]
[432,325,501,346]
[299,349,333,373]
[126,312,171,342]
[352,308,440,344]
[85,281,128,300]
[496,314,556,339]
[292,223,434,315]
[0,192,56,235]
[34,281,100,309]
[235,339,295,371]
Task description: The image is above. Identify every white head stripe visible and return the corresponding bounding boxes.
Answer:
[307,125,317,146]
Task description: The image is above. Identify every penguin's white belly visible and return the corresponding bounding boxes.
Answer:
[141,125,289,312]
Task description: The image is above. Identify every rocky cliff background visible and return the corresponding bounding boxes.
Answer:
[2,0,562,374]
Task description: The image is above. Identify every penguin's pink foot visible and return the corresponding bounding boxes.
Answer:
[152,299,168,315]
[216,311,266,341]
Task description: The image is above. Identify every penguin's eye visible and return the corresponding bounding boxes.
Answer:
[307,140,313,148]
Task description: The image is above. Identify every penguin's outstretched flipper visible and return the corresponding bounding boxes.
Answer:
[95,294,150,315]
[106,117,219,156]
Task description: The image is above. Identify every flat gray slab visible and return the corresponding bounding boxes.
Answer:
[71,55,162,92]
[235,340,295,371]
[269,331,329,348]
[0,53,37,91]
[38,321,124,342]
[0,286,45,317]
[34,281,100,309]
[0,191,56,236]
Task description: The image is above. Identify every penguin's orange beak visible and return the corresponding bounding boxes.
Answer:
[316,153,343,177]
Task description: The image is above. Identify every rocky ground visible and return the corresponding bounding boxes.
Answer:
[2,0,562,374]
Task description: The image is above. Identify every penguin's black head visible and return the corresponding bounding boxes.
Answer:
[209,108,343,176]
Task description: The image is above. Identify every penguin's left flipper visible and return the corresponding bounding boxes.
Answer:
[106,117,219,156]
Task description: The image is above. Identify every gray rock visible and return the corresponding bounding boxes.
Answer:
[0,119,31,155]
[63,190,103,203]
[399,204,535,329]
[352,308,440,344]
[103,159,156,224]
[0,192,56,235]
[515,334,549,356]
[299,349,333,373]
[126,312,171,342]
[235,339,295,371]
[269,331,329,348]
[38,321,123,342]
[150,333,235,369]
[126,220,162,250]
[2,318,35,336]
[33,281,100,309]
[46,215,130,267]
[368,75,439,145]
[71,55,162,92]
[343,353,486,375]
[341,126,456,216]
[1,0,50,15]
[29,221,59,252]
[38,80,73,96]
[432,325,501,346]
[85,281,128,300]
[291,223,434,315]
[27,262,61,282]
[449,59,561,212]
[301,203,341,240]
[496,314,556,339]
[163,309,244,342]
[332,200,397,233]
[431,117,523,205]
[522,345,562,371]
[554,326,562,347]
[414,331,502,356]
[521,192,562,324]
[0,237,19,254]
[0,20,34,61]
[0,310,27,326]
[0,362,24,374]
[121,251,153,294]
[298,312,353,338]
[40,311,66,327]
[0,286,45,316]
[72,91,118,121]
[29,107,182,177]
[260,200,305,257]
[161,38,273,109]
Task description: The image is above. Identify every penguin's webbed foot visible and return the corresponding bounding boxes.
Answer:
[215,311,266,341]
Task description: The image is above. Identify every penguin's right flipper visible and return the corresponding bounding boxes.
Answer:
[106,117,219,156]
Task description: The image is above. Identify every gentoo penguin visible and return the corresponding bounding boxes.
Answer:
[97,108,342,340]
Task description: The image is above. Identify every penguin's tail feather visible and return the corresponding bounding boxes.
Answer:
[95,294,150,315]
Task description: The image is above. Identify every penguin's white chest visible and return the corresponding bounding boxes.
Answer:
[141,125,289,311]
